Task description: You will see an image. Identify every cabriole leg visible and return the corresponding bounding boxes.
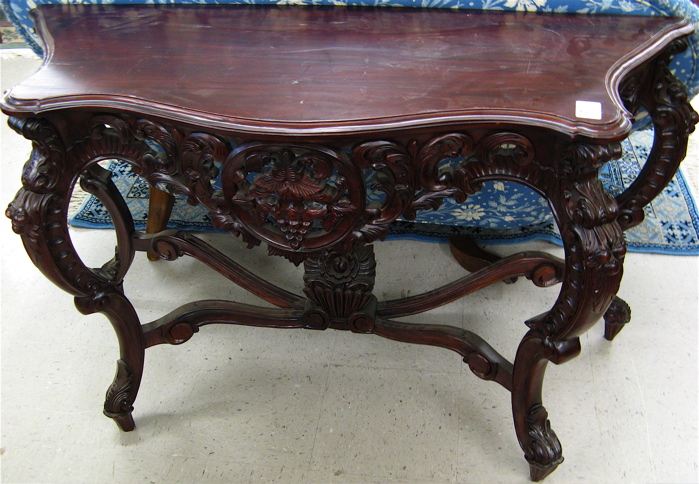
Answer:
[510,141,626,480]
[146,186,176,261]
[75,290,145,431]
[511,333,580,481]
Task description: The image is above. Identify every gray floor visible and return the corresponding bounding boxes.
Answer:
[1,51,697,484]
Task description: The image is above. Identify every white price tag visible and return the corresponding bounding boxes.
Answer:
[575,100,602,120]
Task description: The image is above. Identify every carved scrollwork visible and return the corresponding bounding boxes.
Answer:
[559,140,621,176]
[134,118,179,165]
[466,353,499,381]
[115,117,231,214]
[180,132,227,207]
[409,133,473,216]
[603,296,632,341]
[9,117,66,193]
[103,358,135,420]
[456,132,538,192]
[416,132,473,192]
[617,39,699,231]
[5,189,48,244]
[6,117,121,296]
[221,143,365,262]
[129,118,189,195]
[90,115,133,143]
[474,132,535,167]
[560,177,619,231]
[161,320,199,345]
[350,140,416,245]
[409,132,538,218]
[524,405,564,478]
[526,141,626,338]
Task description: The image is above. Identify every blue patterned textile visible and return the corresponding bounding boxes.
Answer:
[70,129,699,254]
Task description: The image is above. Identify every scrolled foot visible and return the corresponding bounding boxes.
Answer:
[104,359,137,432]
[523,404,564,481]
[603,296,631,341]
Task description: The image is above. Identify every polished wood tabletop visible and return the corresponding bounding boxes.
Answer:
[1,5,692,138]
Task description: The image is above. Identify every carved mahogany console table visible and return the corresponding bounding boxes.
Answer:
[3,5,697,480]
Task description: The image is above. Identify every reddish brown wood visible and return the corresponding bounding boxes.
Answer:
[145,186,175,261]
[377,251,564,319]
[2,5,693,140]
[133,230,305,309]
[617,39,699,229]
[303,246,377,331]
[2,5,697,482]
[374,317,514,391]
[603,296,632,341]
[448,235,519,283]
[142,301,307,348]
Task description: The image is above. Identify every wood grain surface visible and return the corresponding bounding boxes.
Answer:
[1,5,692,138]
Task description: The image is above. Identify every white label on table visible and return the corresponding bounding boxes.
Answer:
[575,100,602,120]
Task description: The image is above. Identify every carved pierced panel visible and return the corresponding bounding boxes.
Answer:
[220,143,366,259]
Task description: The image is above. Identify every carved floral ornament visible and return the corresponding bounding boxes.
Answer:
[215,131,543,263]
[221,143,366,255]
[6,112,633,268]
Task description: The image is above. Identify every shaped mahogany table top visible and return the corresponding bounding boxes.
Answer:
[1,5,693,139]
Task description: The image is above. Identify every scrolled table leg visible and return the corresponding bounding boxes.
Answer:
[5,115,149,430]
[512,332,580,481]
[510,140,626,480]
[75,290,144,431]
[617,39,699,231]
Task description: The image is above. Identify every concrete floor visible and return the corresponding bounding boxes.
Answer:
[1,51,698,484]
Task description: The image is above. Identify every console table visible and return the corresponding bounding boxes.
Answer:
[3,5,697,481]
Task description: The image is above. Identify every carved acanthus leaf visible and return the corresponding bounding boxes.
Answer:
[350,140,415,244]
[9,117,66,193]
[103,359,135,418]
[524,405,563,467]
[180,132,227,207]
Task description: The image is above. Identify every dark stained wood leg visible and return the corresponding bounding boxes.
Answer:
[507,141,626,479]
[603,296,631,341]
[146,186,175,261]
[448,235,517,283]
[448,235,501,272]
[5,116,151,431]
[511,332,581,481]
[75,290,145,431]
[618,39,699,232]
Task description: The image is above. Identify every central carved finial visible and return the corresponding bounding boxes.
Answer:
[303,247,377,327]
